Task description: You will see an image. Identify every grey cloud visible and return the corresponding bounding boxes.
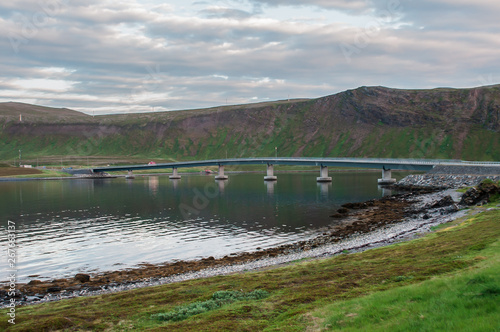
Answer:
[199,8,253,19]
[369,0,500,31]
[63,6,153,25]
[0,0,499,114]
[0,81,17,90]
[247,0,370,13]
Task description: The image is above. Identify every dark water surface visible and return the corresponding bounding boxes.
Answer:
[0,172,398,282]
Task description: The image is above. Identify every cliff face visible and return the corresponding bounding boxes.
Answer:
[1,85,500,161]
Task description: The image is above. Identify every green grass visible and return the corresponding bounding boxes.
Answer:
[312,238,500,331]
[462,128,500,161]
[0,169,71,178]
[151,290,270,322]
[1,205,499,331]
[16,170,72,178]
[1,124,497,161]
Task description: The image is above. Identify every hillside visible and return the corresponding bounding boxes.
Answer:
[1,85,500,162]
[0,102,90,123]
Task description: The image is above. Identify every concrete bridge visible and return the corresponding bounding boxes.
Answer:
[92,157,500,185]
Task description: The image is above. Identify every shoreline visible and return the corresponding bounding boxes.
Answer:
[1,188,470,307]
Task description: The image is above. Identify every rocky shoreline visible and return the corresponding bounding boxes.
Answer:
[3,174,499,308]
[394,174,500,190]
[2,185,483,308]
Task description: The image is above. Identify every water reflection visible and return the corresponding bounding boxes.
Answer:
[318,182,331,198]
[148,176,159,196]
[378,185,393,197]
[170,178,180,190]
[266,180,276,195]
[217,179,226,194]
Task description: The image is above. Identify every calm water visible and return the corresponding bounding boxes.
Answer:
[0,172,399,282]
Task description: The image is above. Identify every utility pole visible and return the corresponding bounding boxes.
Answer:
[275,146,277,158]
[19,150,22,167]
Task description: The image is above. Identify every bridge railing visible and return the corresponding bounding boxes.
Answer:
[213,157,467,165]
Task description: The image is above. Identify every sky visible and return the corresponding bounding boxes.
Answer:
[1,0,499,115]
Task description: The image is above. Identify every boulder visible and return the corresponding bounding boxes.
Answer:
[337,207,349,214]
[74,273,91,283]
[342,202,366,209]
[430,195,455,208]
[478,180,500,193]
[460,187,485,206]
[460,181,500,206]
[46,286,62,293]
[28,280,43,285]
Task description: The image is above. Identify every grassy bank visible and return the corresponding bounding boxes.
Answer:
[311,210,500,331]
[312,249,500,331]
[0,167,70,178]
[1,202,499,331]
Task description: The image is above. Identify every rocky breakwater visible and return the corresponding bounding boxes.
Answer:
[394,165,500,190]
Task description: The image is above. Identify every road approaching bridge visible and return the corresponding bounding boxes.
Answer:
[92,157,500,184]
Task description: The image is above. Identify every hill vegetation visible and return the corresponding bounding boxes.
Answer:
[1,85,500,163]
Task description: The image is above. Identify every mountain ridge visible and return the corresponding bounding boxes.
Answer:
[1,85,499,161]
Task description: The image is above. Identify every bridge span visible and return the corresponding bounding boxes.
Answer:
[92,157,500,184]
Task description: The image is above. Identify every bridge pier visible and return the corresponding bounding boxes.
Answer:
[264,164,277,181]
[215,165,228,180]
[378,168,396,185]
[317,165,332,182]
[126,170,135,179]
[169,167,181,179]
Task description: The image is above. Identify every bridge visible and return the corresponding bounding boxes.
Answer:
[92,157,500,185]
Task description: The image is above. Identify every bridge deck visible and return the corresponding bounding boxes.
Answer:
[92,157,500,173]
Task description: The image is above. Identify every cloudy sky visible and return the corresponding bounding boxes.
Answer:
[1,0,499,114]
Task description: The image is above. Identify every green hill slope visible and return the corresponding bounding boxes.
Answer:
[1,85,500,162]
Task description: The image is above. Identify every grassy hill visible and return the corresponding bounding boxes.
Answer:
[1,85,500,163]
